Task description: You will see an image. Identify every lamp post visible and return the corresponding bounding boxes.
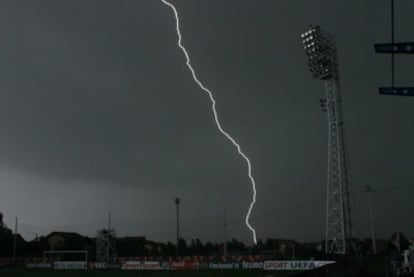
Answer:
[223,208,228,257]
[175,197,181,253]
[13,217,18,261]
[363,186,376,255]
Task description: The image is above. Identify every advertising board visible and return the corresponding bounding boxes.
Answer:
[26,263,52,269]
[54,261,87,270]
[264,260,335,270]
[121,261,162,270]
[209,262,241,269]
[242,261,264,269]
[169,260,199,270]
[93,262,107,269]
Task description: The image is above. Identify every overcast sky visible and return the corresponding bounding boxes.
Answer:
[0,0,413,244]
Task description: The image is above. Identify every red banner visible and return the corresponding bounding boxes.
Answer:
[169,261,199,270]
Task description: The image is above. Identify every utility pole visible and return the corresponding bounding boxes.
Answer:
[364,186,376,254]
[108,212,111,232]
[391,0,394,88]
[13,217,18,261]
[175,197,181,254]
[223,209,228,256]
[107,212,111,261]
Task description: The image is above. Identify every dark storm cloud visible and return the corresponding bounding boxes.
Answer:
[0,0,247,187]
[0,0,413,242]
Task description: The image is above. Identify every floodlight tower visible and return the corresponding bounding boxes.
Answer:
[301,26,352,254]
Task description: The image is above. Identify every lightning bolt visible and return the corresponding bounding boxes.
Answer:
[160,0,257,244]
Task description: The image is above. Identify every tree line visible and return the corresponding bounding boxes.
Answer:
[0,217,402,259]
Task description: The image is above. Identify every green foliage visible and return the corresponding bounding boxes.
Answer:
[26,237,50,257]
[0,224,13,256]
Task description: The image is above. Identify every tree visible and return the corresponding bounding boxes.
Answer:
[0,220,13,257]
[189,239,203,255]
[27,236,50,256]
[177,238,188,254]
[227,238,247,253]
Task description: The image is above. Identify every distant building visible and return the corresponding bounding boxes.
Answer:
[116,236,146,245]
[15,233,26,245]
[45,231,90,251]
[115,236,147,257]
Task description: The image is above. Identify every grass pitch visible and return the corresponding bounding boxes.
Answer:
[0,268,301,277]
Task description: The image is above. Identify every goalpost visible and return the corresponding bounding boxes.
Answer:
[43,250,88,270]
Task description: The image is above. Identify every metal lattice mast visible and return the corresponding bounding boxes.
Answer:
[301,26,352,254]
[96,228,117,265]
[96,213,117,265]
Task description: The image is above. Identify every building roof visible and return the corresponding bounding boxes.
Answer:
[45,231,86,240]
[116,236,146,242]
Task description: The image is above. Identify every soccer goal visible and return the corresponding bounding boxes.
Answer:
[43,250,88,270]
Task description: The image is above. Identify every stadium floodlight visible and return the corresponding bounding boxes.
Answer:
[301,25,353,255]
[301,26,336,80]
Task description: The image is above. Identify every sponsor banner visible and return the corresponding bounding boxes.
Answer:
[26,263,52,269]
[199,262,209,270]
[169,261,199,270]
[0,259,12,268]
[121,261,162,270]
[160,261,170,270]
[94,262,107,269]
[242,261,264,269]
[209,262,241,270]
[54,261,87,270]
[264,260,336,271]
[92,263,120,269]
[109,263,122,269]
